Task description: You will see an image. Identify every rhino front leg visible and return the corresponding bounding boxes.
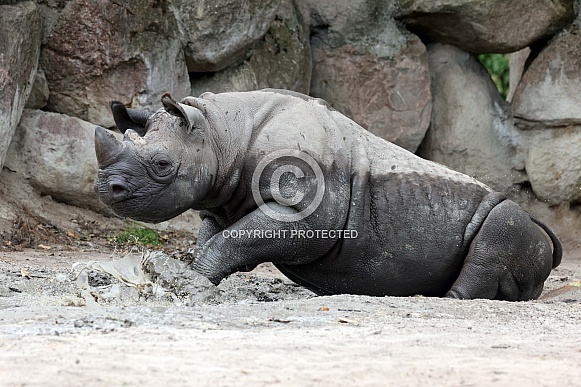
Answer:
[192,204,338,285]
[196,216,223,247]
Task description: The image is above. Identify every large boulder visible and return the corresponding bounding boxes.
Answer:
[525,129,581,204]
[170,0,280,72]
[512,27,581,130]
[418,44,526,193]
[40,0,190,128]
[4,110,120,214]
[0,1,42,171]
[398,0,574,54]
[304,0,431,152]
[191,0,311,95]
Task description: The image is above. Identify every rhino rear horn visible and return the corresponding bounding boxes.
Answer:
[161,93,205,134]
[110,101,152,136]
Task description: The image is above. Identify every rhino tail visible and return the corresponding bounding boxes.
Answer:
[530,216,563,269]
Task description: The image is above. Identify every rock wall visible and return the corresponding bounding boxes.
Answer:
[1,0,581,223]
[4,110,121,214]
[417,44,526,194]
[40,0,190,128]
[0,1,42,171]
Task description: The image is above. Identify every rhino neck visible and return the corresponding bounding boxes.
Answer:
[192,91,298,219]
[190,94,255,209]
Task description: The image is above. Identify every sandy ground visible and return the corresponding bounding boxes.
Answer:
[1,245,580,386]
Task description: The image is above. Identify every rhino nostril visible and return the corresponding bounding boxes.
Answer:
[108,181,128,199]
[111,184,124,194]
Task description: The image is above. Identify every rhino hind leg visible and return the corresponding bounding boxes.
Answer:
[446,200,554,301]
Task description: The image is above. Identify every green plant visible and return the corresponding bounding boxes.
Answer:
[478,54,510,99]
[115,224,163,247]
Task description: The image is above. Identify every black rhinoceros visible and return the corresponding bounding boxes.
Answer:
[94,89,561,300]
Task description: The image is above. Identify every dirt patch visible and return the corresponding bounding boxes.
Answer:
[1,242,581,386]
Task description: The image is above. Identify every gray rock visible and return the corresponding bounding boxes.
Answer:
[35,0,68,45]
[4,110,120,214]
[398,0,574,53]
[24,69,50,109]
[418,44,526,193]
[512,27,581,130]
[306,0,431,152]
[525,128,581,204]
[40,0,190,128]
[191,0,311,95]
[0,1,42,170]
[170,0,280,72]
[507,48,531,103]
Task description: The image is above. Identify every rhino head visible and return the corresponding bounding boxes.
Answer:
[94,94,218,223]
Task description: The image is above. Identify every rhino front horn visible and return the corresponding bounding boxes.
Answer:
[95,126,124,168]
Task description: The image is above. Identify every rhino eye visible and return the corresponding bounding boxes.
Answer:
[150,154,175,178]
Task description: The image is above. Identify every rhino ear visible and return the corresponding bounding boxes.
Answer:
[110,101,152,136]
[161,93,205,134]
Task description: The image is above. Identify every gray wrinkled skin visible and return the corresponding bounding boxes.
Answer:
[95,89,562,300]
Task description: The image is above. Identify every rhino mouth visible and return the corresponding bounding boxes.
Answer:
[105,194,149,220]
[109,200,178,224]
[97,182,176,223]
[109,200,137,216]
